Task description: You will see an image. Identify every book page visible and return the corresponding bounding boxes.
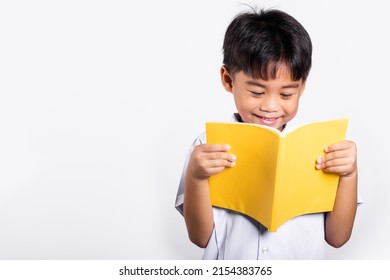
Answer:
[206,122,280,227]
[274,119,349,229]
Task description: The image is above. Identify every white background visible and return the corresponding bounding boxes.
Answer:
[0,0,388,260]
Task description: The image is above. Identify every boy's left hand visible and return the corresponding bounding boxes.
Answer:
[316,140,357,177]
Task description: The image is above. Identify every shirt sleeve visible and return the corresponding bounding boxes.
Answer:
[175,132,206,215]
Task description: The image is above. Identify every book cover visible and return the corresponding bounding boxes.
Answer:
[206,119,349,232]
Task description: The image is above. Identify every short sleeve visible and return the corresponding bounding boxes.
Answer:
[175,132,206,215]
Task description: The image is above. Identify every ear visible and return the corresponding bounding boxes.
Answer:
[220,66,234,93]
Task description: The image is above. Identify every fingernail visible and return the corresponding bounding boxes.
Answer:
[324,146,329,152]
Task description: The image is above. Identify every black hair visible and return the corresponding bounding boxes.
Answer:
[222,8,312,81]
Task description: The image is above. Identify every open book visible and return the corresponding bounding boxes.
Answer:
[206,119,349,232]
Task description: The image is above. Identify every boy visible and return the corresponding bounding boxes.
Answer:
[175,8,358,259]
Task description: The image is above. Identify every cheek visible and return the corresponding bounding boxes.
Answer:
[283,101,300,115]
[234,93,250,109]
[236,99,258,115]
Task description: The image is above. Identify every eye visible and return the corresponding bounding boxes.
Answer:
[249,91,264,97]
[280,93,293,99]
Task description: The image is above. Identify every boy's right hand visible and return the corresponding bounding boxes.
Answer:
[187,144,236,180]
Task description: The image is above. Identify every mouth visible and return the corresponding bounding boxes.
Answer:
[255,115,280,126]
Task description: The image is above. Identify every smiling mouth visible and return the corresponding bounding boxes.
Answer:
[260,116,279,121]
[255,115,280,125]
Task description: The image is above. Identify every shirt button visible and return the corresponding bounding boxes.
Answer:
[261,247,269,254]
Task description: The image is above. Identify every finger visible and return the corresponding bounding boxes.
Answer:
[325,140,356,153]
[199,159,235,177]
[316,155,356,175]
[206,151,236,162]
[321,164,351,176]
[208,166,226,175]
[199,143,231,153]
[321,149,351,162]
[207,158,236,169]
[319,157,347,169]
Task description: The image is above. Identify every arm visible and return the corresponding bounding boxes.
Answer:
[183,144,236,248]
[316,140,358,248]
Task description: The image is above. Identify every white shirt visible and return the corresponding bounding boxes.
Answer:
[175,115,360,259]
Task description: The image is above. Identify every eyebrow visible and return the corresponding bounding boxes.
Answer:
[246,80,300,89]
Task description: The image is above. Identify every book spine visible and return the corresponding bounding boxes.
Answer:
[269,137,285,232]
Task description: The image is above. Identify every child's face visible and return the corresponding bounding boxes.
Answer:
[221,65,305,131]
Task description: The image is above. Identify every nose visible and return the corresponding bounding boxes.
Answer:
[259,94,279,112]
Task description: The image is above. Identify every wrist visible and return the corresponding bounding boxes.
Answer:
[339,169,358,183]
[187,174,209,186]
[342,168,357,178]
[185,170,209,187]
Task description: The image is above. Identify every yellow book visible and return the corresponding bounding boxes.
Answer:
[206,119,348,232]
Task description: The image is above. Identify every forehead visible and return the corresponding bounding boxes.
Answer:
[236,66,302,85]
[236,62,300,82]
